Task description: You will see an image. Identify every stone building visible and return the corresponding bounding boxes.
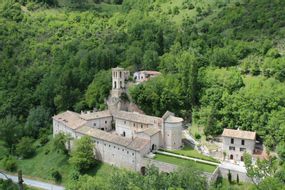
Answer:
[222,128,256,162]
[133,70,161,83]
[52,67,183,171]
[111,67,130,98]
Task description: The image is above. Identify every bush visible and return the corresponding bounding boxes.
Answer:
[194,133,201,140]
[69,136,95,172]
[3,157,17,172]
[51,168,62,183]
[0,179,18,190]
[16,137,35,159]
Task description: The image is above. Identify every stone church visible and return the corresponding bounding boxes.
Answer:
[53,67,183,171]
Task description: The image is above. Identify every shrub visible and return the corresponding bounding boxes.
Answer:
[227,170,232,183]
[3,157,17,172]
[69,136,95,172]
[194,133,201,140]
[51,168,62,183]
[15,137,35,159]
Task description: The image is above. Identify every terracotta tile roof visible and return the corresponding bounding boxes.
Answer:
[76,126,150,151]
[79,110,112,120]
[222,128,256,140]
[136,71,161,75]
[112,110,162,125]
[53,111,86,130]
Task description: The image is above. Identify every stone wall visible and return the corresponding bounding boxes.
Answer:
[217,165,252,183]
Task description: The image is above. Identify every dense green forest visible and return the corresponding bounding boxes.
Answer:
[0,0,285,189]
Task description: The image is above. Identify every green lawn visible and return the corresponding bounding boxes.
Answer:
[163,145,219,163]
[0,139,118,185]
[154,153,217,173]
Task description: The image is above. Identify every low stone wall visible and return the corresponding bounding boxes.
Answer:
[209,166,221,182]
[141,158,177,173]
[218,165,252,183]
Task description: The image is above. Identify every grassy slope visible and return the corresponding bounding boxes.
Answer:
[189,124,219,151]
[154,153,217,173]
[0,139,118,185]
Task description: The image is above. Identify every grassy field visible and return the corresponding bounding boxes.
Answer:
[0,139,118,185]
[162,145,219,163]
[154,153,217,173]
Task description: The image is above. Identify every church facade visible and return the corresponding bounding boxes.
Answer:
[52,67,183,171]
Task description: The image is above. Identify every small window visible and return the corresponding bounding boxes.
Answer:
[114,146,116,148]
[132,153,134,156]
[231,138,234,144]
[133,123,135,127]
[122,149,124,151]
[229,146,235,151]
[93,123,96,126]
[105,121,107,124]
[241,140,245,145]
[118,148,120,150]
[124,121,126,124]
[109,145,111,147]
[240,148,246,152]
[104,143,106,146]
[127,151,129,154]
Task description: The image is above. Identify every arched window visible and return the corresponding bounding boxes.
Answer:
[230,154,234,160]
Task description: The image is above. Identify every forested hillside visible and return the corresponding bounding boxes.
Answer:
[0,0,285,189]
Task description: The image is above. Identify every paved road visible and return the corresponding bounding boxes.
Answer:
[0,172,65,190]
[156,150,220,166]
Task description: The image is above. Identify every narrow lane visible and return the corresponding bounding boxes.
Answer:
[0,171,65,190]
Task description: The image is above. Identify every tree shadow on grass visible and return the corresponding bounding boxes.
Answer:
[84,160,104,176]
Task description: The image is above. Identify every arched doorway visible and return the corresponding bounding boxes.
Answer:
[230,154,234,160]
[141,167,146,176]
[151,144,156,151]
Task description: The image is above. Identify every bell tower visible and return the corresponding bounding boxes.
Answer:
[111,67,129,98]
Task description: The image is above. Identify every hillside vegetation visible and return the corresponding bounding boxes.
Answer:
[0,0,285,189]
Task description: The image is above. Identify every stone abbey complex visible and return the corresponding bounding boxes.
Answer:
[53,67,183,171]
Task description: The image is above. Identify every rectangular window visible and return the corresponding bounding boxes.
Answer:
[241,140,245,145]
[105,121,107,124]
[240,148,246,152]
[93,123,96,126]
[229,146,235,151]
[231,138,234,144]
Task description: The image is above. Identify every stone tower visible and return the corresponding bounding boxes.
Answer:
[111,67,130,98]
[162,111,183,149]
